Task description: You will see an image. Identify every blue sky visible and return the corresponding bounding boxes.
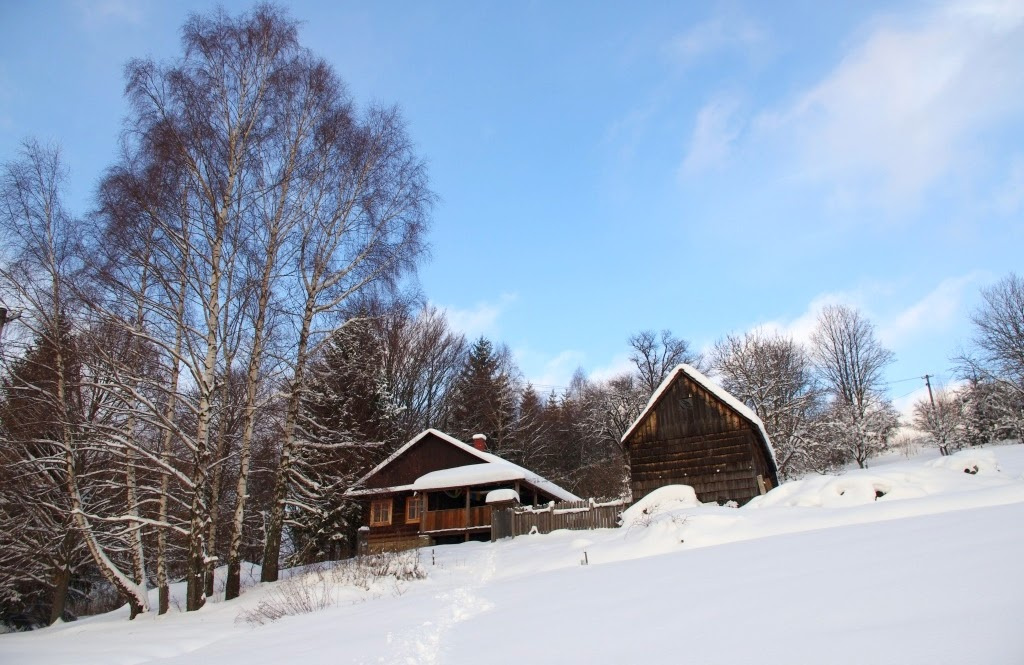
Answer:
[2,0,1022,413]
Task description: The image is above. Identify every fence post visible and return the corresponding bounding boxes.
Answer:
[356,526,369,556]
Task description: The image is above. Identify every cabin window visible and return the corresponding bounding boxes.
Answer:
[405,496,422,523]
[370,499,392,526]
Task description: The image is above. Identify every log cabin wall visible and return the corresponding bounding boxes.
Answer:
[626,373,775,505]
[361,491,427,552]
[365,433,485,489]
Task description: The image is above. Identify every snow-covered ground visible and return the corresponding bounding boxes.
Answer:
[4,445,1024,665]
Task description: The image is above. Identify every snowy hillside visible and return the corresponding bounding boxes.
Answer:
[3,446,1024,665]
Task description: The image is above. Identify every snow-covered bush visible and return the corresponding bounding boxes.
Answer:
[239,552,426,625]
[926,449,1000,475]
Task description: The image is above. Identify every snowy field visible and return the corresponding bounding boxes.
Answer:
[3,445,1024,665]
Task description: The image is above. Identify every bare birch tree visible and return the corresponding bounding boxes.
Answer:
[94,155,196,614]
[379,304,467,436]
[261,101,431,582]
[108,5,329,610]
[810,305,898,467]
[96,4,432,601]
[0,140,150,618]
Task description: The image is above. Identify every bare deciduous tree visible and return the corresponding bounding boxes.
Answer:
[956,274,1024,443]
[912,388,966,456]
[810,304,898,467]
[628,329,703,394]
[261,93,431,585]
[0,141,150,618]
[379,304,467,436]
[968,273,1024,385]
[711,330,822,479]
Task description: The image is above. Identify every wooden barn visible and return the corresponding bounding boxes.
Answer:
[621,364,779,505]
[344,429,579,552]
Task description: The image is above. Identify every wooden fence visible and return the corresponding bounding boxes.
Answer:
[491,499,628,540]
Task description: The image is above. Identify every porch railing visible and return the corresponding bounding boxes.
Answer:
[421,505,492,532]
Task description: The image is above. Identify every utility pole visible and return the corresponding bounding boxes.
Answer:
[923,374,936,410]
[922,374,945,455]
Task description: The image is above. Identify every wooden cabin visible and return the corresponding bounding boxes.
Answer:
[621,364,779,505]
[344,429,579,552]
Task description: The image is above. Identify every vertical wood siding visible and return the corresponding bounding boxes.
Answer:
[626,373,776,505]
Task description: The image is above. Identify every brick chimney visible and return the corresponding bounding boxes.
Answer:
[472,434,487,451]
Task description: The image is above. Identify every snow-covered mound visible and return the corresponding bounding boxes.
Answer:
[749,448,1012,509]
[620,484,700,525]
[3,445,1024,665]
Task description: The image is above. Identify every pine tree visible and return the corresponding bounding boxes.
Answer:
[509,384,558,477]
[288,320,401,564]
[447,337,518,454]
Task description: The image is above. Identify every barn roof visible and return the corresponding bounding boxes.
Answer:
[621,364,779,472]
[344,428,580,502]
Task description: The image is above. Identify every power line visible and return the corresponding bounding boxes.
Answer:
[883,376,928,386]
[893,386,924,401]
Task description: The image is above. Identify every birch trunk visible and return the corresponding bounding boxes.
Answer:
[261,295,315,583]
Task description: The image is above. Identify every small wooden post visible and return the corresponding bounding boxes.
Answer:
[356,526,369,556]
[421,492,429,533]
[464,487,471,542]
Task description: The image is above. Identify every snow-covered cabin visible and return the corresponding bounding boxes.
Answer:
[344,429,580,552]
[621,364,779,505]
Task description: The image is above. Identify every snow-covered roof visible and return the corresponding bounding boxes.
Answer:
[344,483,416,497]
[621,364,778,472]
[485,488,520,504]
[413,464,525,491]
[344,428,581,502]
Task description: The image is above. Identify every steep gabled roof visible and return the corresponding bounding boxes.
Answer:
[344,428,580,501]
[621,364,778,473]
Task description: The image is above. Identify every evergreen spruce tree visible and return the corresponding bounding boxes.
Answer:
[289,320,402,563]
[448,337,517,455]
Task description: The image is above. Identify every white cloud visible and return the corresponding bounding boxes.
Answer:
[753,271,986,351]
[878,272,988,347]
[587,353,635,384]
[755,0,1024,207]
[517,349,587,392]
[664,12,768,69]
[437,293,517,340]
[892,385,930,423]
[758,289,868,347]
[519,349,636,394]
[680,95,743,176]
[891,378,968,427]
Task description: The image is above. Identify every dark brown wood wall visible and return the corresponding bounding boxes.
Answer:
[366,433,484,489]
[361,491,421,541]
[627,373,775,505]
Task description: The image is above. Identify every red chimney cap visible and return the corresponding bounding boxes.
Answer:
[472,434,487,451]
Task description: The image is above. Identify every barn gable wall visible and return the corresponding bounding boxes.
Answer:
[627,373,774,505]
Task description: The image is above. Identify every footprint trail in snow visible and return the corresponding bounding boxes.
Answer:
[384,547,498,665]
